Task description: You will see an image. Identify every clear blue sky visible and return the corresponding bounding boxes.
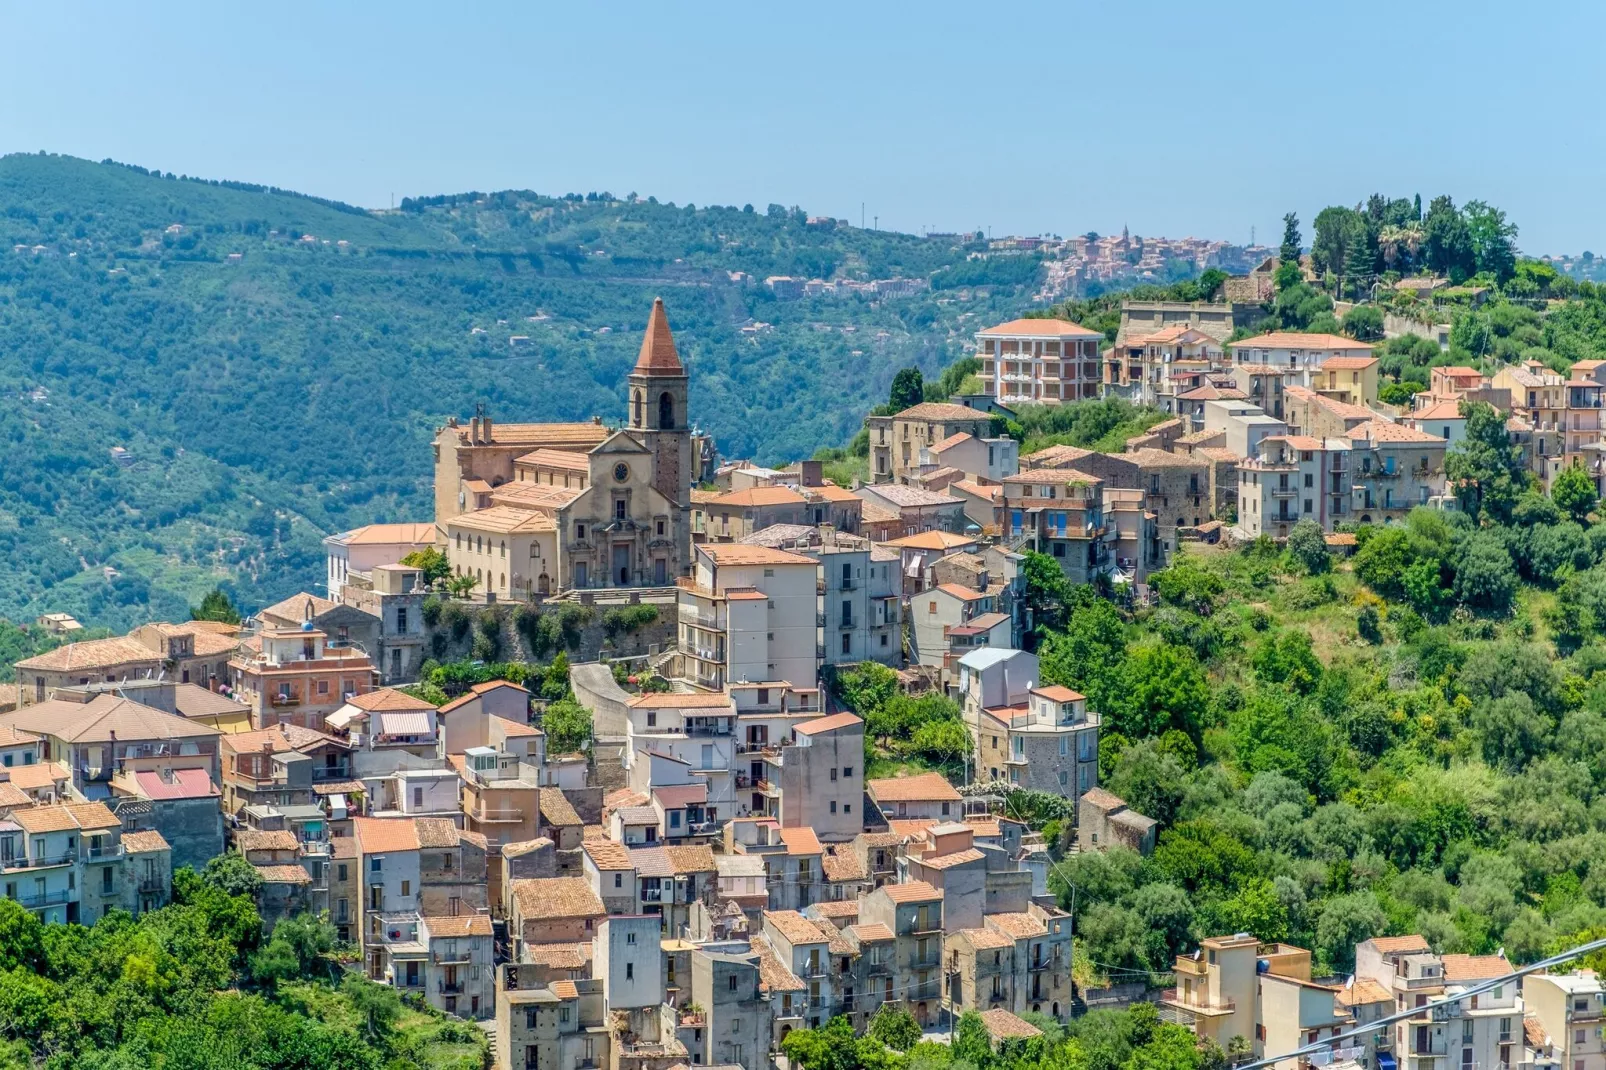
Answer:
[2,1,1601,254]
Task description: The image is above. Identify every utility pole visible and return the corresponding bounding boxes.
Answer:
[861,202,865,229]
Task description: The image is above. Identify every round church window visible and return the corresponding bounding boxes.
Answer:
[614,463,630,483]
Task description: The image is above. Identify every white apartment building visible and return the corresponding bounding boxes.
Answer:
[1227,331,1379,373]
[1238,436,1353,538]
[324,522,437,601]
[976,318,1104,406]
[1526,972,1605,1070]
[1199,398,1288,458]
[623,693,738,815]
[805,541,902,669]
[676,543,819,693]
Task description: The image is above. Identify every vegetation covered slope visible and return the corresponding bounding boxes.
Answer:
[0,153,1040,629]
[1020,467,1606,983]
[0,854,483,1070]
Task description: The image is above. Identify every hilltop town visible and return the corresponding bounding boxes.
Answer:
[9,185,1606,1070]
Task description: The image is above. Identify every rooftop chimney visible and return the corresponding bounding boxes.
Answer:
[481,415,493,442]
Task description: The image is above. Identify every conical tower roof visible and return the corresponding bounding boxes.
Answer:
[632,297,685,376]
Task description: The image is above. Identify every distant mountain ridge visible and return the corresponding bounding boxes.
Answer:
[0,153,1040,632]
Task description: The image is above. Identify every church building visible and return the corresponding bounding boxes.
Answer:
[434,298,701,596]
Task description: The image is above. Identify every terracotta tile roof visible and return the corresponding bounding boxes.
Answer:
[708,486,808,508]
[329,522,437,546]
[0,783,28,809]
[1526,1016,1549,1050]
[0,724,39,746]
[886,819,937,839]
[881,880,941,904]
[977,318,1100,338]
[980,1008,1043,1040]
[1442,953,1510,982]
[615,805,659,826]
[1024,444,1094,467]
[489,482,585,510]
[822,849,867,883]
[958,927,1015,951]
[3,761,67,793]
[236,829,299,853]
[696,544,816,567]
[935,583,993,603]
[987,912,1047,938]
[540,788,583,829]
[1322,355,1379,370]
[584,835,632,873]
[354,816,421,854]
[346,687,436,713]
[423,914,494,938]
[859,831,905,848]
[665,844,716,874]
[1230,332,1376,351]
[814,900,860,919]
[849,923,894,944]
[859,501,900,524]
[6,695,220,745]
[13,806,80,833]
[750,933,806,992]
[511,877,605,921]
[172,685,250,722]
[1336,978,1392,1007]
[225,722,342,755]
[122,829,171,854]
[13,635,161,672]
[1031,685,1083,703]
[778,827,823,856]
[1127,448,1208,470]
[861,484,962,509]
[627,692,734,710]
[515,448,591,472]
[525,943,591,969]
[1410,400,1466,421]
[467,422,610,449]
[867,771,962,804]
[633,297,685,375]
[767,909,829,947]
[258,592,338,625]
[415,818,461,848]
[931,432,976,453]
[804,482,861,504]
[793,712,863,736]
[952,480,1001,503]
[883,531,977,551]
[918,848,984,870]
[447,505,556,534]
[1350,419,1444,444]
[255,863,312,884]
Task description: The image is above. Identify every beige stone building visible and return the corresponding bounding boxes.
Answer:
[14,621,239,706]
[867,402,994,485]
[432,298,700,592]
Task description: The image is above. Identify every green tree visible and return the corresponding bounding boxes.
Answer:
[191,587,241,625]
[1310,206,1359,277]
[953,1011,994,1068]
[542,698,592,753]
[868,1005,922,1052]
[1464,200,1518,283]
[1279,213,1302,267]
[1286,519,1330,574]
[1453,532,1518,613]
[1113,644,1209,739]
[1342,304,1384,341]
[1446,400,1528,523]
[889,367,925,412]
[1423,195,1476,282]
[1021,550,1081,634]
[399,546,452,585]
[1553,462,1599,524]
[201,853,264,899]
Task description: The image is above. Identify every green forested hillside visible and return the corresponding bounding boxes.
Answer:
[0,153,1037,630]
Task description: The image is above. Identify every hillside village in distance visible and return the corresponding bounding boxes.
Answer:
[2,234,1602,1070]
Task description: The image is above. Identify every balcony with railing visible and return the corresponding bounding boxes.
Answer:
[16,889,71,909]
[436,979,466,995]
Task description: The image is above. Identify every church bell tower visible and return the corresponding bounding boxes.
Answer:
[627,298,693,571]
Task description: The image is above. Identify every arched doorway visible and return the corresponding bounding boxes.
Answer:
[537,573,550,596]
[659,391,675,429]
